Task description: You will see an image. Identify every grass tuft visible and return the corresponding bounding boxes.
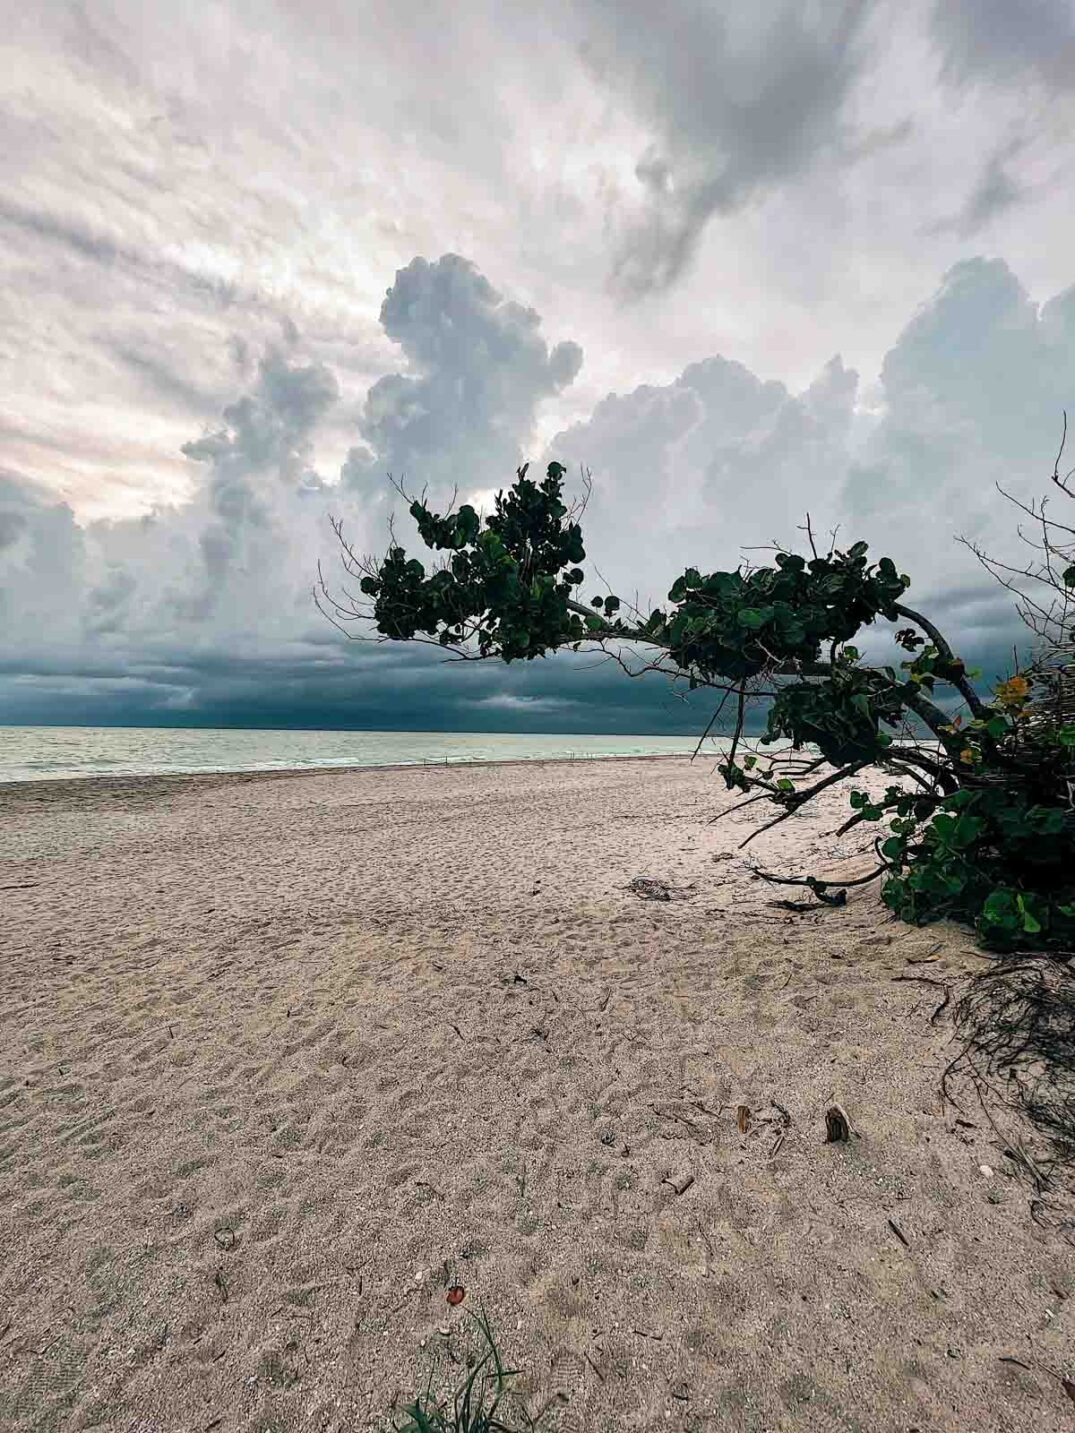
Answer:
[394,1307,541,1433]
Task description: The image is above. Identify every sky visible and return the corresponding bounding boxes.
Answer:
[1,0,1075,735]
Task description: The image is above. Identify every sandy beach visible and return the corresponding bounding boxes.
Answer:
[1,755,1073,1432]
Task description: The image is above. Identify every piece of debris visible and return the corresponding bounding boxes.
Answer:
[825,1105,851,1142]
[661,1172,695,1196]
[888,1218,910,1248]
[736,1105,751,1134]
[446,1286,465,1306]
[627,878,672,901]
[907,941,945,964]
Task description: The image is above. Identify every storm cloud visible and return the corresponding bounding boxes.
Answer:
[1,2,1075,735]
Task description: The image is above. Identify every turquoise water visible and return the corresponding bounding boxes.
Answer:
[0,725,742,784]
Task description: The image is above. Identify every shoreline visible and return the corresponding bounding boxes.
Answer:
[0,737,947,795]
[0,748,703,797]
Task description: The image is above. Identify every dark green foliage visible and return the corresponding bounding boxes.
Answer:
[853,718,1075,951]
[652,544,909,683]
[358,464,589,661]
[341,460,1075,954]
[394,1310,540,1433]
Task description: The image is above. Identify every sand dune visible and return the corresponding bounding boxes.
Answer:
[1,756,1072,1431]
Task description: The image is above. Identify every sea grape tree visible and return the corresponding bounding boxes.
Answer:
[317,450,1075,954]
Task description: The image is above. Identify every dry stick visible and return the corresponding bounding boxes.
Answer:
[888,1218,911,1248]
[583,1352,605,1383]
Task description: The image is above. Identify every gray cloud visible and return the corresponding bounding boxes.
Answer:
[179,348,340,607]
[0,154,1072,739]
[838,257,1075,669]
[538,352,858,617]
[4,0,1075,550]
[931,0,1075,93]
[574,0,871,297]
[342,254,582,498]
[4,248,1074,734]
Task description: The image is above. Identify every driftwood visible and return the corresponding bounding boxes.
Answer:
[824,1105,852,1142]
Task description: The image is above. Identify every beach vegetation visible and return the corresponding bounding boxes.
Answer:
[394,1308,545,1433]
[318,421,1075,955]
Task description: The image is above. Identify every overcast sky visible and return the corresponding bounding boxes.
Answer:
[2,0,1074,734]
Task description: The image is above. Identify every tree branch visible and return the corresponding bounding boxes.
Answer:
[891,602,987,718]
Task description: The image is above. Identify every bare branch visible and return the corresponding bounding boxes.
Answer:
[735,760,872,849]
[750,861,887,890]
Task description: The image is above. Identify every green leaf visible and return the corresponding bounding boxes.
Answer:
[1016,893,1042,935]
[776,778,794,792]
[982,889,1019,929]
[737,608,767,630]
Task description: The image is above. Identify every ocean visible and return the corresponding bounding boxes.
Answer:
[0,725,740,784]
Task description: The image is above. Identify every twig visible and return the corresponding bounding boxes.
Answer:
[584,1351,605,1382]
